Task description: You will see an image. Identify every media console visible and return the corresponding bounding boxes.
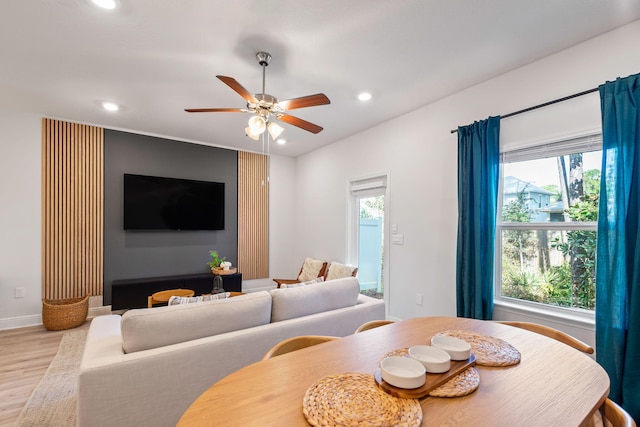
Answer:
[111,272,242,310]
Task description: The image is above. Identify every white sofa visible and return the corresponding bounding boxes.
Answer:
[77,277,384,427]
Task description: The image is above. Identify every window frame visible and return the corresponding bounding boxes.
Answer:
[494,133,601,322]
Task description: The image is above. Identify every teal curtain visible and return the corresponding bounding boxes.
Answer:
[456,116,500,319]
[597,72,640,422]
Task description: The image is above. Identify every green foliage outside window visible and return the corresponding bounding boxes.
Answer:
[501,168,599,311]
[550,193,598,310]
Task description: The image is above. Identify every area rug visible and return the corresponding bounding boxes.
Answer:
[15,325,88,427]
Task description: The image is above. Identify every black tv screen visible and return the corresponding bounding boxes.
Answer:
[123,174,225,231]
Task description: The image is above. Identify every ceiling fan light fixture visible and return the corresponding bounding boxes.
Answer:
[248,115,266,134]
[267,122,285,140]
[245,126,261,141]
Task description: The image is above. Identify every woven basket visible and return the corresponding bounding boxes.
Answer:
[42,295,89,331]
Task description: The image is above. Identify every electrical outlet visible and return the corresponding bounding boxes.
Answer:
[15,287,25,298]
[416,293,423,305]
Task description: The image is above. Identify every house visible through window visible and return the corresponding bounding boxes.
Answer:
[496,134,601,312]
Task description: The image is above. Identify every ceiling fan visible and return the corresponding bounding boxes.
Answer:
[185,51,330,140]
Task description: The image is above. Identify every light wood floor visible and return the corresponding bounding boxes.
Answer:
[0,325,65,427]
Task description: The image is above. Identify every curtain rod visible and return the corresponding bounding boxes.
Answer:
[450,87,599,134]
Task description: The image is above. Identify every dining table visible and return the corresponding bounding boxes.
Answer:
[177,316,610,427]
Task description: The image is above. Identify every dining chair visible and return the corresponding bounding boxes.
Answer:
[600,398,636,427]
[354,319,395,334]
[261,335,339,360]
[497,321,594,354]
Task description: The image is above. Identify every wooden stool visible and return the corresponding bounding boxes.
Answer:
[147,289,194,308]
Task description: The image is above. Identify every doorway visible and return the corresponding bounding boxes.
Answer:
[348,174,389,305]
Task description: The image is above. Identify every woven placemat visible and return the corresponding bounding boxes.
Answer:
[380,347,409,361]
[429,367,480,397]
[303,373,422,427]
[433,330,521,367]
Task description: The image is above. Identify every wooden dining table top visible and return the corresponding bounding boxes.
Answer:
[177,316,609,427]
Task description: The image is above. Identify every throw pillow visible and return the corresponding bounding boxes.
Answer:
[167,292,229,306]
[297,257,326,282]
[280,277,324,288]
[325,262,357,281]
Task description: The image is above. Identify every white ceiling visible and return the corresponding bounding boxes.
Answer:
[2,1,639,157]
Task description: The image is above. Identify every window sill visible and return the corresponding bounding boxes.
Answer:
[494,298,595,330]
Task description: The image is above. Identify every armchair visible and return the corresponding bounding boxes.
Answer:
[273,257,328,288]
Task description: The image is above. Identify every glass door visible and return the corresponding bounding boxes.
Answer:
[356,194,385,299]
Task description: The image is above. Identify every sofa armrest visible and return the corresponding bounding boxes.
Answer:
[80,315,125,369]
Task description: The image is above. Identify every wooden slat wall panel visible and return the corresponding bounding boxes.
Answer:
[42,118,104,300]
[237,151,269,279]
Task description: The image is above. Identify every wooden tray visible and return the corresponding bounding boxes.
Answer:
[212,267,237,275]
[374,353,476,399]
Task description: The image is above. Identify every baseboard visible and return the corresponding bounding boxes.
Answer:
[0,313,42,330]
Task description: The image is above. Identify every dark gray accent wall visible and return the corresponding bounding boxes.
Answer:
[103,130,238,305]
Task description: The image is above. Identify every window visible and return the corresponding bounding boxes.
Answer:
[496,134,601,312]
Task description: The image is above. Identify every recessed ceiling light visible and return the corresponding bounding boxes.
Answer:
[358,92,372,102]
[276,139,287,145]
[102,101,119,112]
[92,0,116,10]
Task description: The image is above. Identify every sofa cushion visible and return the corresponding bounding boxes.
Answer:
[270,277,360,322]
[121,291,272,353]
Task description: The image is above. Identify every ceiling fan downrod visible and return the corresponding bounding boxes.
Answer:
[256,51,271,96]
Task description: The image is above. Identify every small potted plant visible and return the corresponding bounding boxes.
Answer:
[207,251,237,275]
[207,250,226,272]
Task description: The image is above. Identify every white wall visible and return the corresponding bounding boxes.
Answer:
[0,110,42,329]
[267,155,297,279]
[292,20,640,324]
[295,109,458,320]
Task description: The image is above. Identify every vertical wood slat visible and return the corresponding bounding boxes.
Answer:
[237,151,269,279]
[42,119,104,300]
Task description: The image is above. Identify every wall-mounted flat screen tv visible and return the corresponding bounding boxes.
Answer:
[123,174,225,231]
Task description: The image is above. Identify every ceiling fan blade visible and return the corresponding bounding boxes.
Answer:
[278,114,324,134]
[278,94,331,110]
[185,108,246,113]
[216,75,258,104]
